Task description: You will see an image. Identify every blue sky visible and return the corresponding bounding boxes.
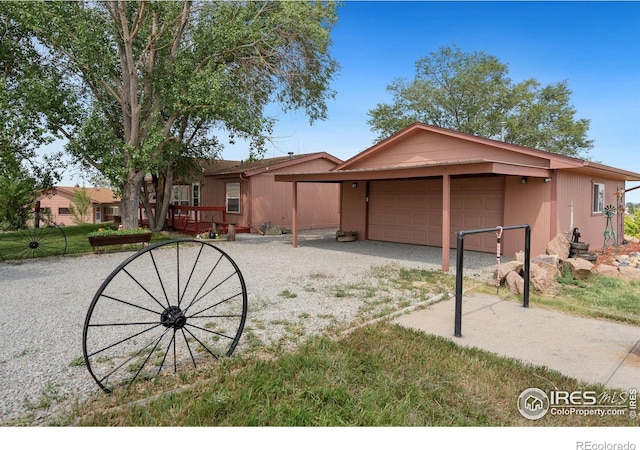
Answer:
[247,0,640,201]
[52,1,640,201]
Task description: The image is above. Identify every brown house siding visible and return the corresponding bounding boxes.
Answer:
[345,132,549,170]
[200,156,340,231]
[502,176,553,256]
[555,172,625,252]
[340,181,368,239]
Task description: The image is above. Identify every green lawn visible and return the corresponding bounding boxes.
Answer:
[62,322,635,427]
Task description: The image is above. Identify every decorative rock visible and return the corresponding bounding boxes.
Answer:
[546,234,571,260]
[618,266,640,280]
[532,254,561,266]
[515,251,525,263]
[495,260,523,282]
[530,264,555,292]
[594,264,621,278]
[264,224,283,235]
[506,271,524,294]
[564,258,594,280]
[624,235,640,244]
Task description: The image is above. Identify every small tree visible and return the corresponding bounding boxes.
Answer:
[0,158,37,229]
[68,187,93,225]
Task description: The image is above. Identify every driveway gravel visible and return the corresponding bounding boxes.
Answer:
[0,229,497,424]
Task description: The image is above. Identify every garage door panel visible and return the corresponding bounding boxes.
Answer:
[368,177,504,252]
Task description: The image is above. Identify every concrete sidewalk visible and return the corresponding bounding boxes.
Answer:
[392,293,640,391]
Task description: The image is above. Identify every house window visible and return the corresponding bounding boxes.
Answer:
[104,206,120,216]
[59,207,72,215]
[226,182,240,213]
[593,183,605,214]
[172,185,190,206]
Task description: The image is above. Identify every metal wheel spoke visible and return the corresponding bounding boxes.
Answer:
[182,326,222,360]
[178,242,206,307]
[186,322,237,342]
[86,323,163,359]
[188,292,244,318]
[121,267,170,311]
[149,250,171,309]
[183,270,238,315]
[100,293,164,316]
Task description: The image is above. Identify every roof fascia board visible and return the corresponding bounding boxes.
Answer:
[243,152,342,177]
[275,161,551,183]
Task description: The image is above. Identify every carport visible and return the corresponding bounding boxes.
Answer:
[275,159,550,271]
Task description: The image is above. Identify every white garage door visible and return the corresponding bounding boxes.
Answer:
[368,176,504,252]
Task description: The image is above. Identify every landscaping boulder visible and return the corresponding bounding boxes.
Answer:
[618,266,640,281]
[564,257,594,280]
[532,254,561,267]
[594,264,621,278]
[264,224,283,235]
[515,251,525,263]
[495,260,523,283]
[624,234,640,244]
[546,233,571,260]
[506,270,524,294]
[529,264,555,292]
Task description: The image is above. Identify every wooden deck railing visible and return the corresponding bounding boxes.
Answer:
[168,205,227,235]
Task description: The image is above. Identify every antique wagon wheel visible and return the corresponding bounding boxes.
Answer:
[83,239,248,393]
[0,217,67,261]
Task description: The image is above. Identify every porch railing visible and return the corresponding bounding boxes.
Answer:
[168,205,227,235]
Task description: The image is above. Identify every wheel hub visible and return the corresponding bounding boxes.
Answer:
[29,241,39,249]
[161,305,187,329]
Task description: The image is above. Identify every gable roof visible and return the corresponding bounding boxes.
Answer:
[51,186,119,204]
[275,123,640,183]
[202,152,342,177]
[334,122,640,181]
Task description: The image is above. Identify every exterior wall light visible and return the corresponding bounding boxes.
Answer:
[520,177,528,184]
[352,182,358,188]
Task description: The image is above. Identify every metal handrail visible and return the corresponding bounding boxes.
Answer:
[455,224,531,337]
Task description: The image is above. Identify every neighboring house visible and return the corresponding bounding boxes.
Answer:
[36,186,120,226]
[275,123,640,270]
[168,152,342,233]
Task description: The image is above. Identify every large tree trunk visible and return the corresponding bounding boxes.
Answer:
[120,173,145,229]
[151,167,175,232]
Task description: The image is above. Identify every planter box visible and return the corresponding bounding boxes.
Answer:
[89,233,152,250]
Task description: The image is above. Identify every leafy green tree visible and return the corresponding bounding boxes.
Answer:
[368,45,593,158]
[0,157,37,229]
[4,1,339,230]
[69,187,93,225]
[0,10,68,228]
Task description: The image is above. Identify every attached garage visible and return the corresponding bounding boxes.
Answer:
[368,176,504,253]
[275,123,640,271]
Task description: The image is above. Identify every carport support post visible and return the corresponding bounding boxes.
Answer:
[292,181,298,248]
[442,173,451,271]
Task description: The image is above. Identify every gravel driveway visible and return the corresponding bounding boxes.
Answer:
[0,229,497,424]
